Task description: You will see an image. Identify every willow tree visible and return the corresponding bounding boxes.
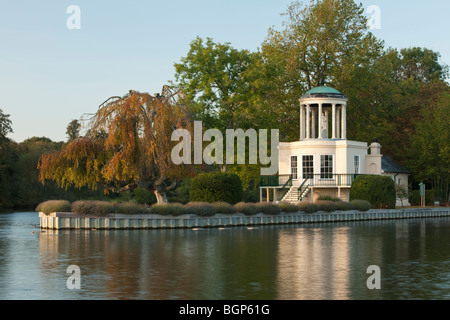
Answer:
[38,86,194,204]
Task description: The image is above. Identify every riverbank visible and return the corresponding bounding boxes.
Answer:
[39,207,450,230]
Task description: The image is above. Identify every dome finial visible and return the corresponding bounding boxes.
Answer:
[320,77,326,87]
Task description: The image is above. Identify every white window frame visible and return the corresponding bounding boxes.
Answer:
[320,154,334,180]
[354,155,360,174]
[301,155,314,180]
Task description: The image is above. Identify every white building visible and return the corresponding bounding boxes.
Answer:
[260,85,410,206]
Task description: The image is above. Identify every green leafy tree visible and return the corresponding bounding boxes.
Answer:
[350,175,396,209]
[174,37,258,131]
[409,91,450,201]
[0,109,17,209]
[0,109,13,139]
[66,119,81,142]
[259,0,384,140]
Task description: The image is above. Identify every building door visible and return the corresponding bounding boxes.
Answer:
[302,155,314,184]
[290,156,298,181]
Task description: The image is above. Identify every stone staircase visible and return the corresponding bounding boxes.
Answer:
[281,185,310,203]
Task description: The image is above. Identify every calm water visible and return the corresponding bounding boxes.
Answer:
[0,211,449,300]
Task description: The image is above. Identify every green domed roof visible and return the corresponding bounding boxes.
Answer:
[301,86,346,99]
[306,86,342,95]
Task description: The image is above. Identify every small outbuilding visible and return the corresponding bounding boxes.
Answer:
[260,85,410,206]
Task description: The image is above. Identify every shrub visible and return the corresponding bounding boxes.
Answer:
[234,202,260,216]
[115,202,150,215]
[410,189,435,206]
[350,200,372,212]
[133,188,157,205]
[36,200,71,215]
[190,172,243,204]
[168,179,191,204]
[184,202,217,216]
[317,195,341,202]
[149,203,186,216]
[255,202,282,215]
[279,202,301,213]
[336,201,355,211]
[298,203,319,214]
[316,200,338,212]
[350,175,396,209]
[212,202,237,214]
[71,200,115,215]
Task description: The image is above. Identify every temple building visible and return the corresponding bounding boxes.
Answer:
[260,85,410,206]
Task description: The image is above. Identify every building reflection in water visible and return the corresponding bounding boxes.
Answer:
[276,226,350,300]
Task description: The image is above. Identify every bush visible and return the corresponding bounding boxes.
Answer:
[234,202,260,216]
[149,203,186,216]
[317,195,341,202]
[410,189,435,206]
[71,200,115,215]
[115,202,150,215]
[336,201,355,211]
[255,202,282,215]
[351,200,372,212]
[190,172,243,204]
[184,202,217,216]
[298,203,319,214]
[168,179,191,204]
[212,202,237,214]
[316,200,338,212]
[279,202,301,213]
[133,188,157,205]
[350,175,396,209]
[36,200,71,215]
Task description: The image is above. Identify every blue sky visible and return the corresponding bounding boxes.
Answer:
[1,0,449,142]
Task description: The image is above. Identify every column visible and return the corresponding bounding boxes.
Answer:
[311,108,316,139]
[306,104,311,139]
[260,188,263,203]
[300,104,305,140]
[332,103,336,139]
[273,189,277,203]
[341,103,347,140]
[318,103,323,139]
[336,107,341,139]
[266,188,270,203]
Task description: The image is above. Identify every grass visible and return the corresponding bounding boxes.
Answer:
[35,200,71,215]
[36,198,374,216]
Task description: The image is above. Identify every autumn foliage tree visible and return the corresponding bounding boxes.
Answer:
[38,86,194,204]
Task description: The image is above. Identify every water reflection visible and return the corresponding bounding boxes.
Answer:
[1,212,450,300]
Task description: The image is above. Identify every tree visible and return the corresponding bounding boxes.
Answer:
[38,86,195,204]
[0,109,13,139]
[173,37,258,131]
[66,119,81,142]
[262,0,383,90]
[350,175,396,209]
[259,0,384,141]
[0,109,17,208]
[409,91,450,202]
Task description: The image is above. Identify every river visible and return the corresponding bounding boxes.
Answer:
[0,211,449,300]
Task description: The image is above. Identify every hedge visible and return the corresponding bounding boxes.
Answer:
[350,175,396,209]
[35,200,71,215]
[190,171,243,204]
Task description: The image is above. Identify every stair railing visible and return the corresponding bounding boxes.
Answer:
[298,178,310,202]
[277,175,293,202]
